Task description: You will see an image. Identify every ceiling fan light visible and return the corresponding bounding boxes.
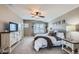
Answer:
[29,8,45,18]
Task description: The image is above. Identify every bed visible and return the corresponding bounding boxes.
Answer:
[33,32,65,51]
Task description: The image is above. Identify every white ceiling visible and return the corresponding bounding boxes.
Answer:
[7,4,79,22]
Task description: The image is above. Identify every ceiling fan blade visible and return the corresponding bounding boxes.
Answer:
[39,16,45,18]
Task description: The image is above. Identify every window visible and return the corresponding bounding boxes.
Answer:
[33,23,46,34]
[24,23,29,28]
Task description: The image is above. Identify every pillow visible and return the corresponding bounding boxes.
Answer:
[56,32,64,39]
[48,32,52,36]
[48,31,56,36]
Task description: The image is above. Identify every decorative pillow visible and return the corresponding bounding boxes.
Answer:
[48,32,52,36]
[48,31,56,36]
[56,32,64,39]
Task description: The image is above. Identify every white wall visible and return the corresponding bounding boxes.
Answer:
[0,5,24,41]
[48,7,79,40]
[48,21,66,32]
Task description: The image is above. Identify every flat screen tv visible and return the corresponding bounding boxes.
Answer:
[4,22,18,32]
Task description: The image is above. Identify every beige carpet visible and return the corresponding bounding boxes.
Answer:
[11,37,66,54]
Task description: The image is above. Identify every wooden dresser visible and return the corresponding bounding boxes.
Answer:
[0,32,20,53]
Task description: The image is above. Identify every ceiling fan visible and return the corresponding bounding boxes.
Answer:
[28,7,45,18]
[31,11,45,18]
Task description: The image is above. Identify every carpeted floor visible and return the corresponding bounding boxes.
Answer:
[11,37,66,54]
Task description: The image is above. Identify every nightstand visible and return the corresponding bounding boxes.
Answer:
[62,39,79,54]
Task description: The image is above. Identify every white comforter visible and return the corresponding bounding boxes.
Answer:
[34,33,64,51]
[34,38,47,51]
[34,34,63,51]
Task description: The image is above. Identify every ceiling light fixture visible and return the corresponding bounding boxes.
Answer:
[28,7,45,18]
[31,11,45,18]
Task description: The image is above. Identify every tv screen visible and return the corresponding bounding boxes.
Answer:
[4,22,18,32]
[10,24,16,31]
[9,22,18,32]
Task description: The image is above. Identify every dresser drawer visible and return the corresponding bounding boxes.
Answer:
[64,41,72,48]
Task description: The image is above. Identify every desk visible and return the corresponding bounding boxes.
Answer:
[62,39,79,54]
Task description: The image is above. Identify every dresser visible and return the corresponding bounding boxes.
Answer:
[0,32,20,53]
[62,39,79,54]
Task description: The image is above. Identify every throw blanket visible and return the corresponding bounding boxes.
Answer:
[34,36,53,48]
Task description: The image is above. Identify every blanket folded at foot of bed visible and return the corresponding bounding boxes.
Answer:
[34,36,53,48]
